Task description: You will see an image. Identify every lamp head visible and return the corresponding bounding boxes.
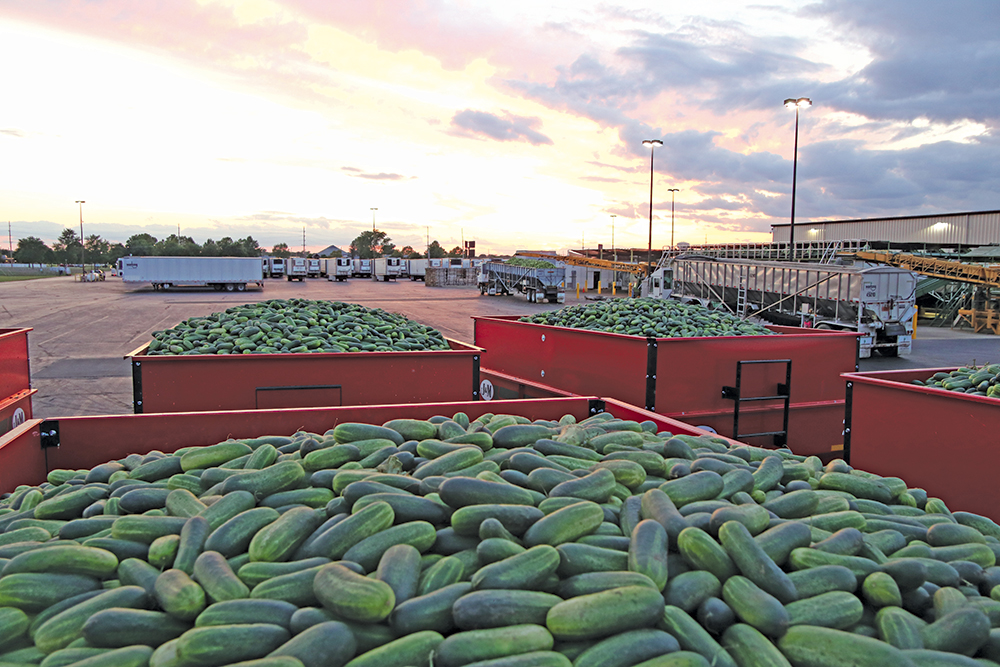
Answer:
[642,139,663,148]
[785,98,812,109]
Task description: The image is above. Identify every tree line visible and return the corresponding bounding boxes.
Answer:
[5,228,476,267]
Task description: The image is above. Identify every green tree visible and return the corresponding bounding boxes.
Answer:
[155,234,200,256]
[236,236,261,257]
[201,239,220,256]
[53,228,82,264]
[407,250,423,259]
[14,237,53,266]
[427,240,446,258]
[350,230,393,259]
[271,243,292,258]
[85,235,111,266]
[108,243,127,263]
[448,246,464,257]
[125,233,158,256]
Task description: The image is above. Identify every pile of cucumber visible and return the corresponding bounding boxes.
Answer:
[519,299,774,338]
[507,258,557,269]
[1,410,999,667]
[145,299,450,356]
[912,364,1000,399]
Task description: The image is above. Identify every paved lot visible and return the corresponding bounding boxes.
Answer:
[1,274,995,417]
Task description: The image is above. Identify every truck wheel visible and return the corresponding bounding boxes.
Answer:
[236,284,246,292]
[225,284,235,292]
[162,284,171,290]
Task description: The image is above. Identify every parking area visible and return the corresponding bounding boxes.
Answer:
[1,274,994,417]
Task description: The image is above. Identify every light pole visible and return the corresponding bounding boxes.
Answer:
[370,208,378,232]
[610,214,616,262]
[642,139,663,277]
[75,200,85,273]
[784,97,811,261]
[667,188,679,252]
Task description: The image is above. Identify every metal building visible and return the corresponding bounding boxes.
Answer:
[771,210,1000,249]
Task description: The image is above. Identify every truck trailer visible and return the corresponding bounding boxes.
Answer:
[373,257,403,281]
[286,257,308,281]
[477,261,566,303]
[352,258,373,278]
[118,256,264,292]
[648,256,918,358]
[262,257,285,278]
[326,258,353,281]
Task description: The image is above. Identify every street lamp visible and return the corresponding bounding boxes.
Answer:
[667,188,679,252]
[784,97,811,261]
[642,139,663,277]
[610,214,616,262]
[75,200,85,274]
[370,208,378,232]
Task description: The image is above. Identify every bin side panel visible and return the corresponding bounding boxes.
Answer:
[0,390,34,438]
[846,377,1000,522]
[0,328,31,400]
[0,419,46,493]
[134,345,480,413]
[654,331,858,410]
[475,317,649,407]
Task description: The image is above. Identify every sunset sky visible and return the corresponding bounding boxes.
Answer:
[2,1,998,256]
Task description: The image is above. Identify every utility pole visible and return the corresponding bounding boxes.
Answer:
[75,201,85,273]
[302,227,306,256]
[371,208,377,232]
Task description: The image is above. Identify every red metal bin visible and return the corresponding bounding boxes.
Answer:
[0,396,734,493]
[474,316,860,457]
[0,328,31,400]
[126,339,484,414]
[843,368,1000,522]
[0,389,34,438]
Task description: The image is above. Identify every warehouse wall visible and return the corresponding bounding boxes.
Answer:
[771,210,1000,245]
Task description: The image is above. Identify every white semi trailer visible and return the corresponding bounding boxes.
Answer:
[118,256,264,292]
[646,256,918,358]
[373,257,403,281]
[326,258,353,281]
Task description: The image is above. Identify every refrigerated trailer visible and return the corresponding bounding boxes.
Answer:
[648,256,917,358]
[326,258,352,281]
[478,262,566,303]
[286,257,307,281]
[373,257,403,281]
[352,258,373,278]
[118,256,264,292]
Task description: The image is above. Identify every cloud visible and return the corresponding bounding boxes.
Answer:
[0,128,25,137]
[340,167,412,181]
[450,109,553,145]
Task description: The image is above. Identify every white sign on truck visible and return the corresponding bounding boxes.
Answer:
[118,256,263,292]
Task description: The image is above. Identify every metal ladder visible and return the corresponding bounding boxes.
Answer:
[721,359,792,447]
[736,267,748,318]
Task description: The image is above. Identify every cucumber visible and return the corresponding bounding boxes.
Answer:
[919,606,989,656]
[721,575,788,638]
[453,590,562,630]
[787,565,857,598]
[658,606,738,667]
[267,621,356,667]
[629,519,669,590]
[195,599,298,629]
[175,623,291,667]
[778,625,914,667]
[300,501,394,560]
[522,502,604,547]
[33,585,148,652]
[677,527,738,582]
[313,563,395,623]
[785,591,863,630]
[192,551,250,603]
[721,623,792,667]
[753,522,812,567]
[2,545,118,578]
[452,505,544,538]
[546,585,664,640]
[154,569,206,621]
[249,507,324,563]
[573,629,680,667]
[342,521,437,572]
[664,570,722,614]
[660,472,725,508]
[438,478,536,508]
[472,545,560,590]
[204,508,280,558]
[874,607,925,650]
[0,572,102,612]
[81,608,190,649]
[374,544,421,606]
[342,630,443,667]
[434,624,554,667]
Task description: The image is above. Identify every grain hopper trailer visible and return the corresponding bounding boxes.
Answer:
[653,256,917,358]
[477,261,566,303]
